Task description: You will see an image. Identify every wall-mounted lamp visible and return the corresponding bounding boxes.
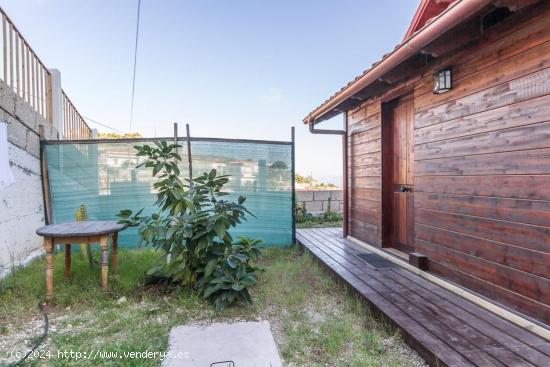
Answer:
[433,67,452,94]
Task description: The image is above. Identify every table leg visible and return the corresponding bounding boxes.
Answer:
[112,232,119,276]
[100,236,109,290]
[44,237,54,299]
[64,244,71,280]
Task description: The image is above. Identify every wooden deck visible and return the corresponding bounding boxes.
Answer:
[297,228,550,367]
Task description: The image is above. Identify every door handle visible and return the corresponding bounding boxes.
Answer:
[400,186,411,193]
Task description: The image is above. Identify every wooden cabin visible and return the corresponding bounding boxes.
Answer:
[304,0,550,326]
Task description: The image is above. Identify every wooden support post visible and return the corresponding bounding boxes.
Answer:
[64,244,71,279]
[342,112,349,238]
[100,235,109,290]
[112,233,119,275]
[44,237,54,299]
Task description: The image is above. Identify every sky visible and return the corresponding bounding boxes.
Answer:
[1,0,418,185]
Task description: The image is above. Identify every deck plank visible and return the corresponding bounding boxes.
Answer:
[297,228,550,367]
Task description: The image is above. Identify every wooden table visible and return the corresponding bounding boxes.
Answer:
[36,221,126,298]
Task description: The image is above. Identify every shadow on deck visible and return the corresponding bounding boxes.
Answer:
[297,227,550,367]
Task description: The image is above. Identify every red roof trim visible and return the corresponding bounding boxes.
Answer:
[405,0,456,40]
[404,0,431,40]
[303,0,492,124]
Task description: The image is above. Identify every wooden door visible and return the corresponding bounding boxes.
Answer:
[386,95,415,253]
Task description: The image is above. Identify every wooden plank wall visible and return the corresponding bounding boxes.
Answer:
[347,100,383,247]
[347,2,550,324]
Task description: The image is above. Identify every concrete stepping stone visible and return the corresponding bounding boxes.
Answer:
[162,320,282,367]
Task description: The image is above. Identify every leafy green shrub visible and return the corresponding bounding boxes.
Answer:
[117,141,262,310]
[323,211,343,222]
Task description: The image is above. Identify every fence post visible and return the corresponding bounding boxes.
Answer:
[185,123,193,185]
[38,125,53,224]
[48,69,63,139]
[291,126,296,245]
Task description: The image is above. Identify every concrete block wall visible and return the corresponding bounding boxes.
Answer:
[0,79,59,277]
[296,190,343,215]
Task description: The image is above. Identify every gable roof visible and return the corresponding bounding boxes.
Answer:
[404,0,457,40]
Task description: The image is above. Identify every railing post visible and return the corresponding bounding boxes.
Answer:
[48,68,63,139]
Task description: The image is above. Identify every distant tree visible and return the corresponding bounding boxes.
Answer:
[295,174,314,185]
[270,161,288,169]
[295,173,338,189]
[98,132,143,139]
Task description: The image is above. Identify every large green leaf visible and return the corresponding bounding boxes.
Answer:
[204,283,223,298]
[204,258,218,278]
[231,283,245,291]
[214,220,226,239]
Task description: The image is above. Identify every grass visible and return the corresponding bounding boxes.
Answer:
[0,246,423,366]
[296,212,343,229]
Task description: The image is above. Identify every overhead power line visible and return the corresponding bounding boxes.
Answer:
[129,0,142,132]
[83,116,123,133]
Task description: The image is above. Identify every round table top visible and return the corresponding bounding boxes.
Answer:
[36,221,127,238]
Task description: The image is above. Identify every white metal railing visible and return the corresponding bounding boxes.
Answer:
[0,6,91,140]
[62,90,91,140]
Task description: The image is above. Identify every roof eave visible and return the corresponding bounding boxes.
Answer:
[303,0,495,125]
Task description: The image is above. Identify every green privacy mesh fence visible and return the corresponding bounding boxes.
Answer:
[44,137,294,246]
